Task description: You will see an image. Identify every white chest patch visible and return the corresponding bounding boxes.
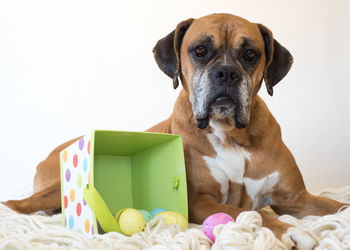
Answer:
[203,122,279,208]
[243,172,279,209]
[203,122,251,204]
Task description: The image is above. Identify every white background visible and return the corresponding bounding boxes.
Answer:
[0,0,349,201]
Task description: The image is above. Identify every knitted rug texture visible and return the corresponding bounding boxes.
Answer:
[1,186,350,250]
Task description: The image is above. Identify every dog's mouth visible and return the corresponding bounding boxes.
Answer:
[196,96,246,130]
[210,96,235,118]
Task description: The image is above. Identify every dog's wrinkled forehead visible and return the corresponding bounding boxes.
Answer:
[181,14,265,60]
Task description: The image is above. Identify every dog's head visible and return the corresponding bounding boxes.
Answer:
[153,14,293,129]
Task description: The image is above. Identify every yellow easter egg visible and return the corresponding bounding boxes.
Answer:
[157,211,189,231]
[115,208,146,236]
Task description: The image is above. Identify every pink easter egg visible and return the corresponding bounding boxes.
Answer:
[202,213,234,242]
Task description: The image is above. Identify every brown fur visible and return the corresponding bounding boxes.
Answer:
[5,14,348,246]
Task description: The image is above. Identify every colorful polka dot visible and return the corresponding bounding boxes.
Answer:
[73,154,78,168]
[62,135,93,235]
[65,169,71,182]
[83,158,88,173]
[69,215,74,229]
[76,202,82,216]
[70,189,75,202]
[85,219,90,233]
[79,138,84,150]
[64,195,68,209]
[63,150,68,162]
[77,174,82,188]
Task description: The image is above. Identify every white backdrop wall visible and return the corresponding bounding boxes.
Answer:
[0,0,349,201]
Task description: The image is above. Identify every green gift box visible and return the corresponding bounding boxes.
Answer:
[60,130,188,237]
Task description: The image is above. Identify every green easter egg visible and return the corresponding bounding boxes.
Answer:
[138,209,153,222]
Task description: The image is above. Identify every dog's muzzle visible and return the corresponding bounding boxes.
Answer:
[194,64,247,130]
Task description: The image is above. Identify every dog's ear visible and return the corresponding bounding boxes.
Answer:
[257,24,294,96]
[153,18,194,89]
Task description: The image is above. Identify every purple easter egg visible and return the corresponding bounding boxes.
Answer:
[202,213,234,242]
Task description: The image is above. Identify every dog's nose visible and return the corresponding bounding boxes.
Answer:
[211,65,241,87]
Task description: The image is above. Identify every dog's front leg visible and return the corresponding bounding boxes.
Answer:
[266,143,349,219]
[272,186,349,219]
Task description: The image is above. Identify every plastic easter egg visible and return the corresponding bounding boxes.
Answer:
[115,208,146,236]
[138,209,153,222]
[156,211,189,231]
[150,208,167,217]
[202,213,234,242]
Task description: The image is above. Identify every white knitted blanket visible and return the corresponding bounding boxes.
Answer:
[1,186,350,250]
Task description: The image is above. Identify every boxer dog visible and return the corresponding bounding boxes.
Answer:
[5,14,348,249]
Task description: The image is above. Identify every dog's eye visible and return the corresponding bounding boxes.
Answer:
[243,49,257,62]
[194,46,208,57]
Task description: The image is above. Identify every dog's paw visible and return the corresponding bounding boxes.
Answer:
[282,227,318,250]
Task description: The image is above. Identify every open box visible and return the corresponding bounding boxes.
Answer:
[60,130,188,237]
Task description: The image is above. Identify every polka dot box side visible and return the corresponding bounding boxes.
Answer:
[60,134,96,237]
